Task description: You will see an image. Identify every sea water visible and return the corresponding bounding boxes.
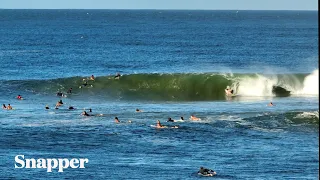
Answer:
[0,10,318,179]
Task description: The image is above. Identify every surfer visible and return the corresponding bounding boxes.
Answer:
[114,73,121,79]
[67,88,72,94]
[7,104,13,110]
[225,86,234,96]
[156,120,164,128]
[81,111,90,116]
[56,100,63,107]
[190,115,200,121]
[56,91,64,97]
[198,167,216,176]
[167,117,175,122]
[115,117,120,123]
[2,104,7,109]
[155,120,178,128]
[82,80,88,86]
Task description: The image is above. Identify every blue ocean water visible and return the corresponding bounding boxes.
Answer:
[0,10,318,179]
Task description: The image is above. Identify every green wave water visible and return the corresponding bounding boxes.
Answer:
[3,72,316,101]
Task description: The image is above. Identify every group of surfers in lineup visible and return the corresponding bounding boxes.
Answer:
[3,74,279,176]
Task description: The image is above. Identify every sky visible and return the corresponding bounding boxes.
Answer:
[0,0,318,10]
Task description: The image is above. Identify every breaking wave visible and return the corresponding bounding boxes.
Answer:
[3,71,318,101]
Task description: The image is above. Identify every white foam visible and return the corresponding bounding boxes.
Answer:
[301,69,319,95]
[234,74,277,97]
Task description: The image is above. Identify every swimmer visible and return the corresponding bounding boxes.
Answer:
[7,104,13,110]
[268,102,274,106]
[190,115,200,121]
[136,108,143,112]
[45,105,49,109]
[17,95,23,100]
[68,106,75,110]
[115,117,120,123]
[198,167,216,176]
[67,88,72,94]
[2,104,7,109]
[90,75,95,80]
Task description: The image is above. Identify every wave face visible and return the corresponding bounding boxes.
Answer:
[3,72,318,101]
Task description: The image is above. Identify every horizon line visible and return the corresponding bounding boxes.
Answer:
[0,8,318,11]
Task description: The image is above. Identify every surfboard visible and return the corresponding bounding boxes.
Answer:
[150,125,178,129]
[198,170,216,176]
[198,173,215,177]
[174,120,184,122]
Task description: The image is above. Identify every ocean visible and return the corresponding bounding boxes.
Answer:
[0,9,318,179]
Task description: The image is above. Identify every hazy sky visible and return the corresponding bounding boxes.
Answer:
[0,0,318,10]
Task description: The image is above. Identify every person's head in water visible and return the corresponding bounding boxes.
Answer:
[89,108,92,112]
[69,106,74,110]
[167,117,174,122]
[45,105,49,109]
[82,111,89,116]
[268,102,274,106]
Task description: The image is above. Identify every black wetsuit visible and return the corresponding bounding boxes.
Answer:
[167,118,174,122]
